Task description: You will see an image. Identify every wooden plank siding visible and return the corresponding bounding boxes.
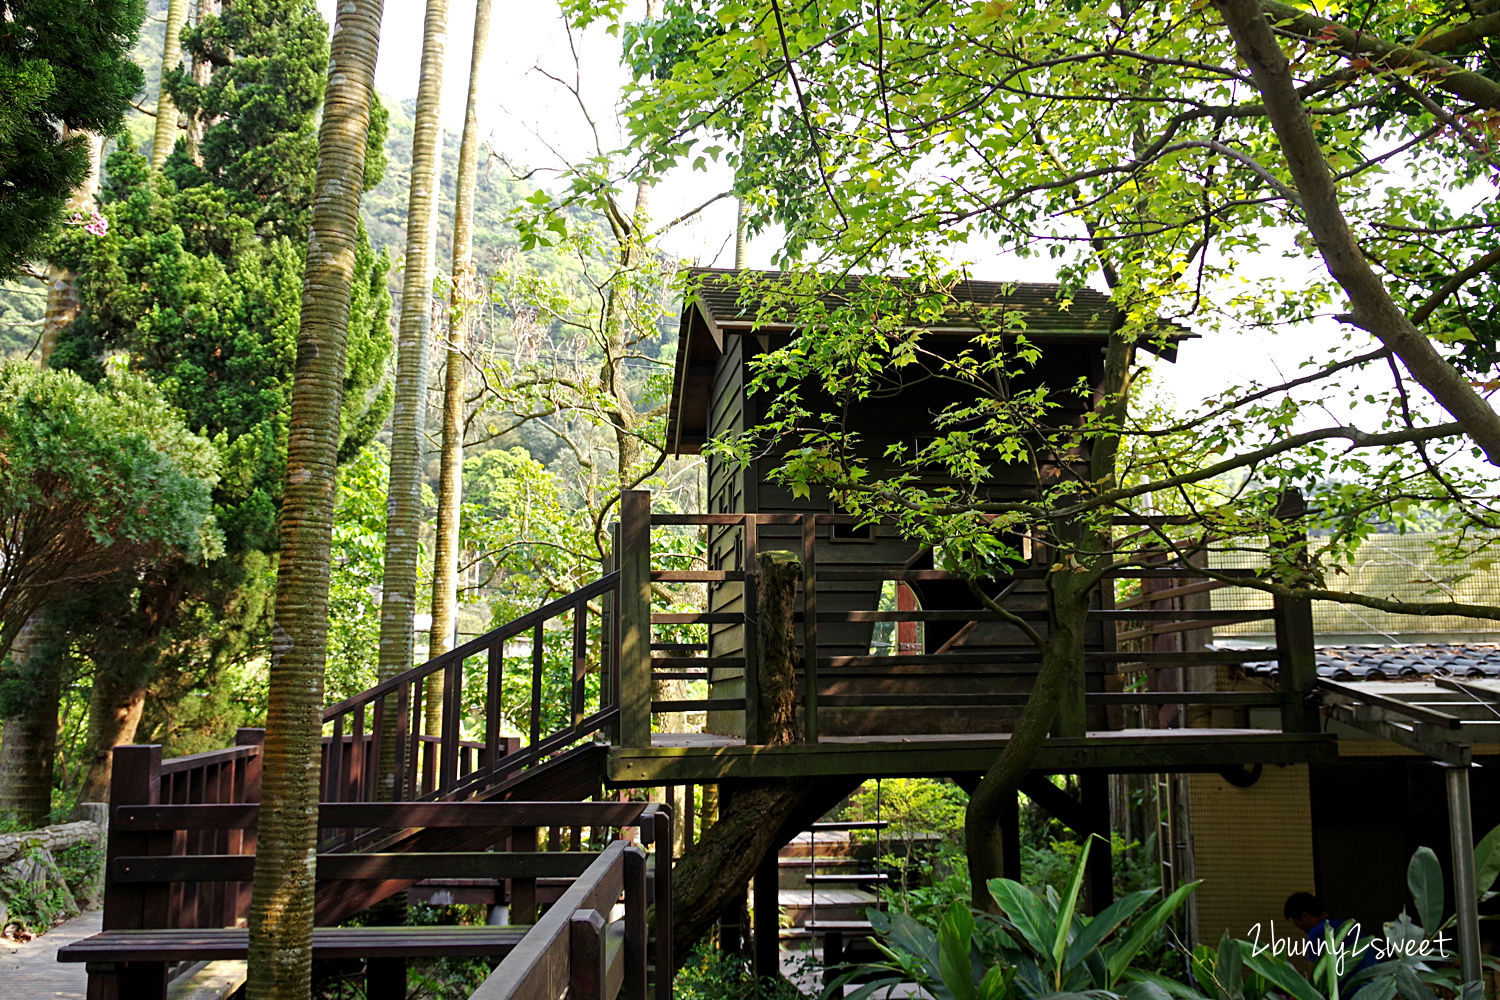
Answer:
[693,331,1116,738]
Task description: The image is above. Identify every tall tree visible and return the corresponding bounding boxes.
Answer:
[381,0,449,724]
[247,0,386,994]
[429,0,492,664]
[577,0,1500,909]
[150,0,190,170]
[0,365,218,824]
[0,0,144,280]
[50,0,392,789]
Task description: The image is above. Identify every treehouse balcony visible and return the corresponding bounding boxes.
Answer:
[596,490,1336,786]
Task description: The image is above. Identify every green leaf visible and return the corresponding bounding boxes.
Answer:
[1104,880,1198,986]
[936,902,976,1000]
[1066,888,1157,970]
[1241,947,1328,1000]
[1051,835,1092,972]
[1216,930,1241,999]
[1408,846,1443,933]
[1472,823,1500,899]
[986,877,1054,957]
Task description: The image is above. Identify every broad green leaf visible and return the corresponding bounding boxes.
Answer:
[987,877,1055,957]
[1065,888,1157,971]
[1241,949,1328,1000]
[936,902,977,1000]
[1216,930,1241,998]
[1104,880,1198,986]
[1408,846,1444,934]
[1472,822,1500,898]
[976,962,1008,1000]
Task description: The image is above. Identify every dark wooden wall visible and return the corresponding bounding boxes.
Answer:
[706,332,1112,737]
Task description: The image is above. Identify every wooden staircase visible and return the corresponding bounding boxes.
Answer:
[64,573,670,1000]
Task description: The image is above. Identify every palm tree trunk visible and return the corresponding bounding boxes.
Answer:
[150,0,190,169]
[428,0,490,669]
[379,0,448,735]
[246,1,384,996]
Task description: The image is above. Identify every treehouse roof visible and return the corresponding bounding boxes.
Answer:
[668,267,1193,454]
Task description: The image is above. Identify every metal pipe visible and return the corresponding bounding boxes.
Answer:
[1443,763,1483,984]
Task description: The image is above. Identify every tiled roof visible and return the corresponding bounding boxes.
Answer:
[1235,642,1500,680]
[682,267,1194,343]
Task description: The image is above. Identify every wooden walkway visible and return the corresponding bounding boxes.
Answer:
[608,727,1339,783]
[1,909,100,999]
[1,909,246,1000]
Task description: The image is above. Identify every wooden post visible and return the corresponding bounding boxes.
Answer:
[103,744,161,931]
[570,909,609,1000]
[510,825,538,925]
[755,550,804,745]
[801,516,820,742]
[233,729,263,924]
[742,525,761,745]
[651,805,673,1000]
[1271,489,1318,733]
[1444,764,1484,984]
[604,522,621,744]
[1000,789,1021,882]
[824,931,845,1000]
[624,846,649,1000]
[1081,771,1114,913]
[619,490,653,747]
[752,846,780,979]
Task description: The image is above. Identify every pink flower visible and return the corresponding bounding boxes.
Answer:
[66,210,109,237]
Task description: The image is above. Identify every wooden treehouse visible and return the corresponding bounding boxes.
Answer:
[64,270,1357,999]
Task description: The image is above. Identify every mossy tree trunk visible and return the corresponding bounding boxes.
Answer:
[245,0,384,995]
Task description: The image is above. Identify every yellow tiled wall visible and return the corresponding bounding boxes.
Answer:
[1188,764,1316,949]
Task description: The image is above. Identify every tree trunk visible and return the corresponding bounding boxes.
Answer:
[670,777,855,966]
[380,0,448,732]
[183,0,221,162]
[753,551,801,745]
[427,0,489,668]
[1214,0,1500,467]
[0,618,63,827]
[40,131,102,363]
[74,679,146,807]
[963,573,1091,907]
[246,0,384,996]
[666,549,846,962]
[150,0,189,170]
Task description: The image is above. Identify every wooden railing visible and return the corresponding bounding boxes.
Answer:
[320,572,621,804]
[96,742,673,1000]
[470,840,650,1000]
[616,490,1320,745]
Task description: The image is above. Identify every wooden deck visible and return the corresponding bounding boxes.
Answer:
[606,727,1338,784]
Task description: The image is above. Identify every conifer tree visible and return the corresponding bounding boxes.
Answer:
[0,0,145,279]
[47,0,392,792]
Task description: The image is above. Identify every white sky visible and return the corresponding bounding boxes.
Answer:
[325,1,1391,418]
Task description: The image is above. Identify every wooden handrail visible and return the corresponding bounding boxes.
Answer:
[470,841,637,1000]
[114,800,670,833]
[322,571,620,720]
[158,743,261,776]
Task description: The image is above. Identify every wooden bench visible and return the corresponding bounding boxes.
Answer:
[59,925,528,1000]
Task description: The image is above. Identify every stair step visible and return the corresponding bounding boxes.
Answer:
[805,873,889,885]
